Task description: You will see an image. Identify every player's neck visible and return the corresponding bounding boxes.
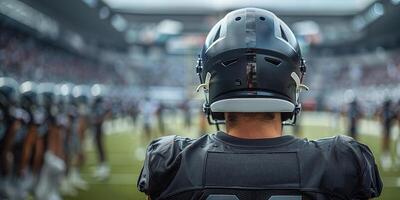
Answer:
[225,114,282,139]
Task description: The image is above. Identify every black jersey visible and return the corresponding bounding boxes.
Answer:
[137,132,382,200]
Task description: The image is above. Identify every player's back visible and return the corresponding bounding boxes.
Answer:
[138,132,382,200]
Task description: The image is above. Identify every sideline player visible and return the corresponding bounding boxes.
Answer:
[91,85,112,181]
[35,83,66,200]
[347,98,362,140]
[137,8,382,200]
[0,77,21,198]
[139,97,158,141]
[379,98,395,170]
[395,99,400,167]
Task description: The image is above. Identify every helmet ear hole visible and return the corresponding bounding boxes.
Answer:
[264,56,281,66]
[280,25,288,42]
[222,58,239,67]
[213,26,222,42]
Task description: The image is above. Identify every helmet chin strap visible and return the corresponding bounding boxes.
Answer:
[284,58,308,126]
[195,56,224,131]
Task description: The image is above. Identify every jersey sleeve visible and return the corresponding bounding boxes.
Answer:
[137,135,193,199]
[336,135,383,199]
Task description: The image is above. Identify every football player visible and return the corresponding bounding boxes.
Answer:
[0,77,21,198]
[347,98,362,140]
[35,83,66,200]
[15,81,41,198]
[137,8,382,200]
[379,98,395,170]
[90,84,112,181]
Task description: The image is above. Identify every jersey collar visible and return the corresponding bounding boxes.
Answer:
[215,131,296,147]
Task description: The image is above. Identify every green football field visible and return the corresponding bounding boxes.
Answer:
[64,112,400,200]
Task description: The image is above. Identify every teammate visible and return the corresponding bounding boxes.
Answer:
[14,81,40,199]
[139,97,158,141]
[347,98,362,140]
[91,85,112,181]
[156,102,166,135]
[396,99,400,167]
[379,98,395,170]
[35,82,66,200]
[72,85,91,178]
[129,99,139,129]
[397,99,400,126]
[181,99,192,130]
[0,77,21,198]
[65,85,89,192]
[137,8,382,200]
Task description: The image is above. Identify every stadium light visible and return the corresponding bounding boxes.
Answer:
[20,82,35,93]
[0,0,59,39]
[111,14,128,32]
[72,87,82,98]
[157,19,183,35]
[82,0,98,8]
[292,20,320,36]
[125,29,138,43]
[91,84,103,96]
[99,6,110,20]
[391,0,400,5]
[60,84,71,96]
[352,2,385,31]
[371,3,384,17]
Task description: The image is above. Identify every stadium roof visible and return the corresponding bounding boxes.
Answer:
[104,0,377,16]
[17,0,127,49]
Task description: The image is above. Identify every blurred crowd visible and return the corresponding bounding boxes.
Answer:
[0,24,125,85]
[308,49,400,111]
[334,60,400,87]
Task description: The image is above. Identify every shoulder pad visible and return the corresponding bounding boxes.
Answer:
[333,135,382,198]
[137,135,194,198]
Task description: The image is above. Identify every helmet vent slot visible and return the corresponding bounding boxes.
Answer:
[264,56,281,66]
[221,58,239,67]
[280,25,288,42]
[213,26,222,42]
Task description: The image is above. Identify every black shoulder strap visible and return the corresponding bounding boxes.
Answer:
[206,194,301,200]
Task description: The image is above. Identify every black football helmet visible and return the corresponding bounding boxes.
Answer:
[20,81,38,112]
[91,84,106,105]
[196,8,308,125]
[0,77,19,110]
[56,83,74,112]
[72,85,91,105]
[37,82,57,112]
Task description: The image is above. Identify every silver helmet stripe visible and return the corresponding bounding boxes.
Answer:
[210,98,295,113]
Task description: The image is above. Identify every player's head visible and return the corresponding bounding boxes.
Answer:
[91,84,105,105]
[20,81,38,111]
[38,82,57,110]
[56,83,74,111]
[384,98,392,106]
[196,8,308,125]
[72,85,91,105]
[0,77,19,109]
